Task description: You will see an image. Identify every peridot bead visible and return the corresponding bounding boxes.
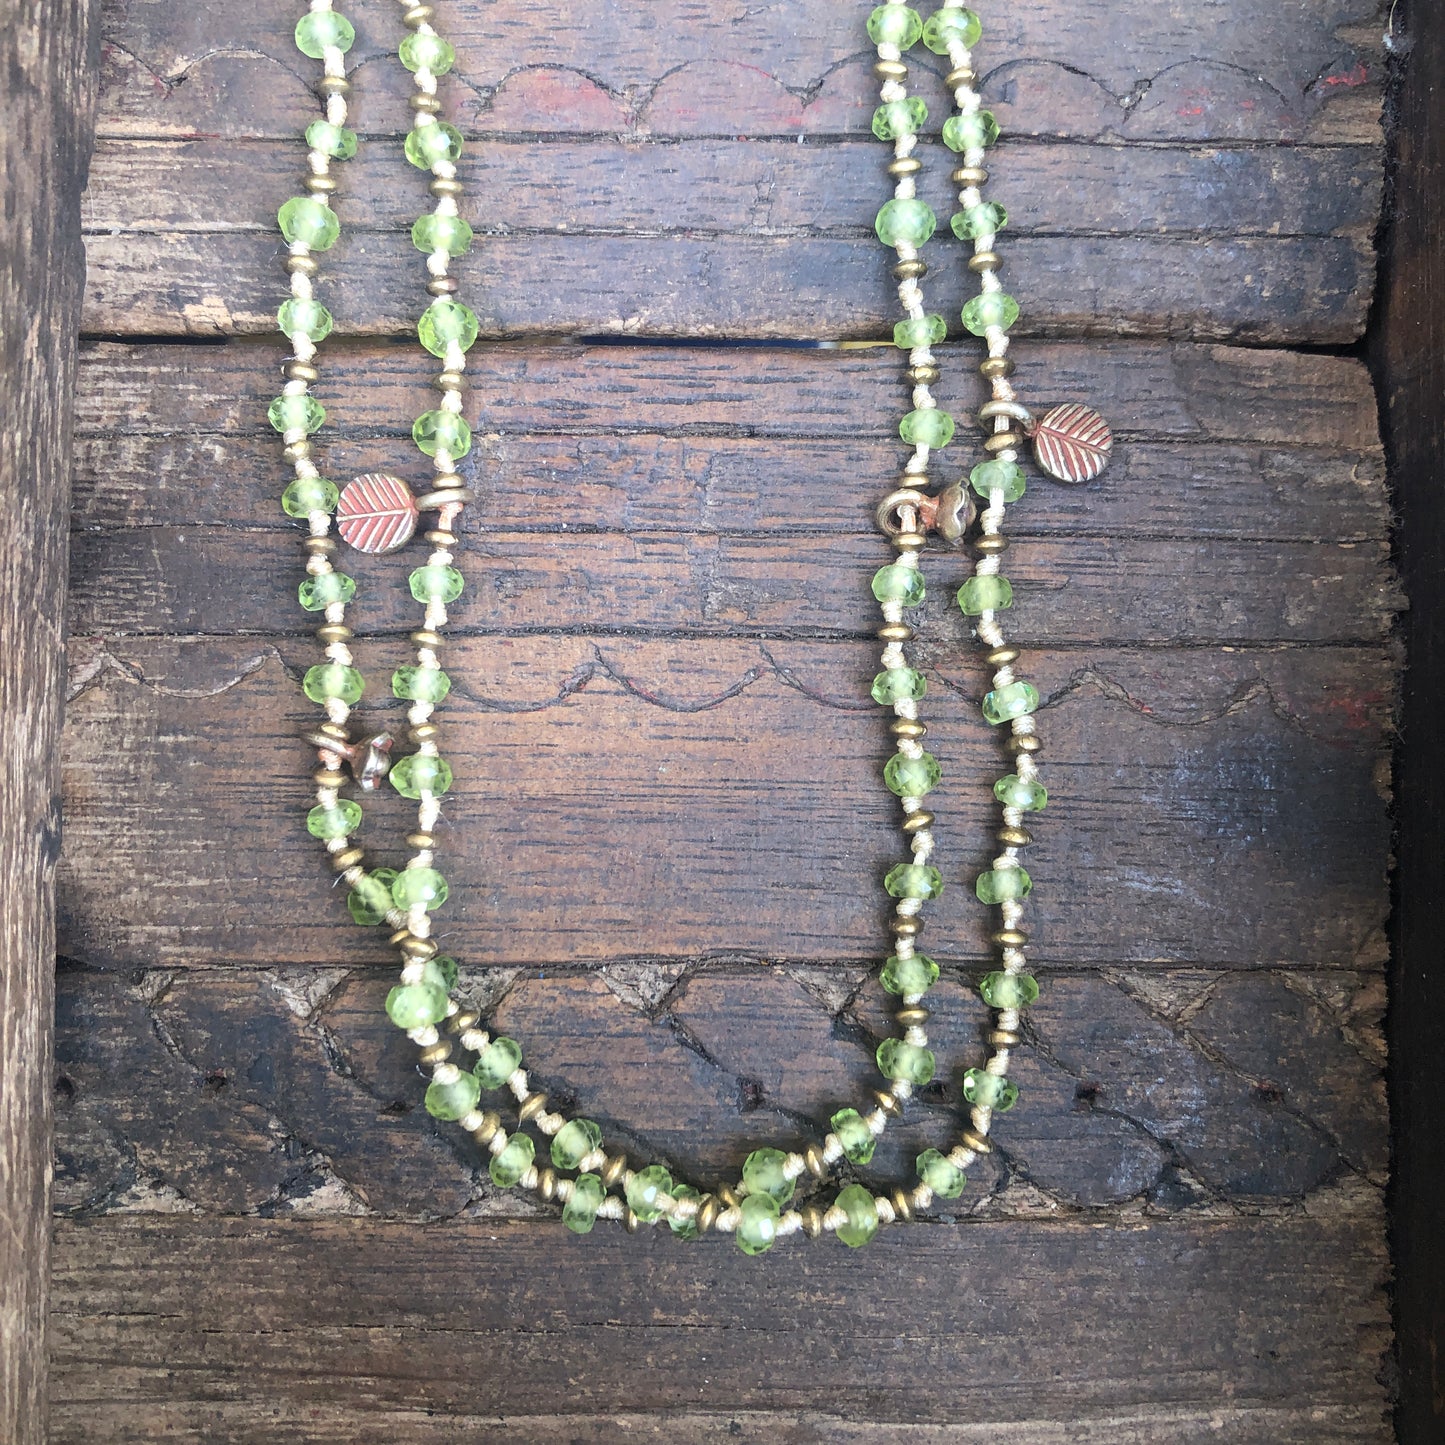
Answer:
[424,955,459,991]
[970,459,1026,502]
[735,1192,780,1255]
[830,1107,877,1165]
[917,1147,966,1197]
[268,393,325,435]
[980,971,1040,1009]
[975,865,1032,904]
[884,751,941,797]
[625,1164,673,1222]
[963,1067,1019,1111]
[951,201,1008,240]
[942,110,999,152]
[409,563,464,603]
[392,665,452,703]
[281,477,339,517]
[392,866,448,911]
[877,1037,936,1085]
[305,120,357,160]
[563,1172,605,1234]
[981,680,1040,724]
[295,11,355,58]
[348,869,396,926]
[302,662,363,704]
[413,409,472,458]
[306,800,361,839]
[418,299,480,358]
[957,574,1013,615]
[961,291,1021,336]
[277,195,340,250]
[871,562,924,606]
[871,667,927,705]
[742,1147,794,1205]
[412,212,475,256]
[893,314,947,350]
[474,1037,523,1089]
[550,1117,603,1171]
[389,753,453,799]
[875,197,936,247]
[667,1183,703,1239]
[277,296,334,342]
[872,97,928,141]
[835,1183,880,1247]
[298,572,356,611]
[884,863,943,900]
[385,981,449,1030]
[994,774,1047,811]
[425,1069,481,1122]
[405,121,464,169]
[866,4,923,48]
[922,6,981,51]
[900,407,955,448]
[399,31,456,73]
[489,1131,535,1186]
[880,952,939,995]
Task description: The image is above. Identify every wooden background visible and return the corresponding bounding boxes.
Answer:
[52,0,1400,1439]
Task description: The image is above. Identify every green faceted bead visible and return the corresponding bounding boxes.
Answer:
[900,407,955,449]
[970,459,1026,502]
[413,211,475,256]
[277,296,334,342]
[866,4,923,48]
[563,1172,605,1234]
[735,1192,781,1256]
[295,11,355,57]
[399,30,456,74]
[961,291,1021,335]
[975,865,1033,904]
[875,197,937,247]
[830,1107,877,1165]
[551,1117,603,1171]
[268,393,325,435]
[625,1164,673,1222]
[917,1147,966,1198]
[877,1037,936,1085]
[389,753,454,799]
[872,97,928,141]
[418,299,480,358]
[298,571,356,611]
[405,121,464,169]
[409,563,465,603]
[306,799,361,839]
[302,662,363,704]
[742,1147,795,1205]
[348,869,396,926]
[392,866,448,911]
[489,1131,535,1186]
[413,409,472,458]
[425,1069,481,1122]
[424,955,459,991]
[474,1037,524,1089]
[981,680,1040,725]
[963,1067,1019,1111]
[942,110,999,152]
[667,1184,702,1240]
[922,6,981,51]
[951,201,1008,240]
[994,774,1047,811]
[871,667,927,705]
[871,563,925,607]
[980,970,1040,1009]
[835,1183,880,1247]
[277,195,340,250]
[880,952,939,996]
[957,574,1013,616]
[385,981,449,1030]
[884,751,941,797]
[281,477,339,517]
[884,863,943,900]
[305,120,358,160]
[893,314,947,350]
[392,665,452,703]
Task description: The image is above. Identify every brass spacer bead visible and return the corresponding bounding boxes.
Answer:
[285,361,320,383]
[624,1208,641,1233]
[984,431,1024,455]
[435,370,465,391]
[952,165,989,187]
[874,59,909,80]
[410,93,442,112]
[403,4,435,25]
[303,536,337,555]
[398,935,439,961]
[878,622,914,643]
[1007,734,1043,755]
[316,624,353,646]
[517,1092,547,1123]
[980,356,1015,380]
[800,1204,824,1239]
[430,178,464,198]
[410,723,440,743]
[969,251,1001,274]
[892,258,928,281]
[901,810,934,834]
[874,1088,903,1117]
[407,831,436,851]
[975,535,1009,555]
[715,1183,741,1210]
[944,65,977,89]
[415,486,475,510]
[411,629,444,649]
[471,1110,501,1145]
[992,928,1028,947]
[313,769,347,789]
[285,255,319,276]
[695,1195,720,1233]
[448,1009,480,1035]
[601,1155,628,1189]
[892,913,923,938]
[906,364,940,385]
[891,1187,914,1223]
[317,76,351,96]
[960,1128,992,1154]
[537,1166,557,1202]
[424,529,458,548]
[419,1040,452,1067]
[318,721,350,742]
[890,719,927,740]
[998,826,1033,847]
[985,645,1019,665]
[896,1005,929,1027]
[427,277,460,298]
[304,174,337,195]
[332,847,365,871]
[988,1027,1022,1048]
[803,1144,827,1178]
[891,530,927,550]
[887,155,922,176]
[283,440,313,463]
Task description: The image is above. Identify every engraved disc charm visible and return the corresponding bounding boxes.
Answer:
[1031,404,1113,484]
[336,474,419,553]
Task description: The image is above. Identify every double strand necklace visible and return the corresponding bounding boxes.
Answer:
[271,0,1111,1253]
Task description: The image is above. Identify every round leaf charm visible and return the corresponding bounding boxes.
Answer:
[337,474,419,553]
[1031,404,1112,484]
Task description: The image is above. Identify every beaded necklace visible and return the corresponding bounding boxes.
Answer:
[271,0,1111,1253]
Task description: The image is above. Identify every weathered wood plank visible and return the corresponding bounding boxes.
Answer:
[46,1210,1392,1435]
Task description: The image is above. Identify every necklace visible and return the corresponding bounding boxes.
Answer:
[271,0,1111,1253]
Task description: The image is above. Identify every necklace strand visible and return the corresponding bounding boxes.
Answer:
[272,0,1046,1251]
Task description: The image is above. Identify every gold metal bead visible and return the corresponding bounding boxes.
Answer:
[430,178,464,198]
[974,535,1009,555]
[980,357,1015,380]
[419,1040,452,1067]
[874,1088,903,1118]
[517,1093,547,1124]
[887,156,922,176]
[874,59,908,80]
[403,4,435,25]
[960,1128,992,1154]
[471,1110,501,1145]
[944,65,976,88]
[424,529,457,548]
[892,913,923,938]
[952,165,989,187]
[878,622,914,643]
[398,935,439,961]
[891,1187,914,1223]
[988,1027,1022,1047]
[901,810,934,834]
[624,1208,641,1233]
[410,723,440,743]
[969,251,1001,274]
[695,1195,720,1233]
[332,847,364,871]
[601,1155,628,1188]
[304,174,337,195]
[800,1204,824,1238]
[985,645,1019,665]
[890,719,926,740]
[412,629,444,649]
[896,1005,929,1027]
[537,1167,557,1202]
[317,721,350,742]
[998,826,1033,847]
[435,370,465,391]
[715,1184,741,1210]
[317,75,351,96]
[984,431,1024,455]
[1007,734,1042,754]
[892,258,927,281]
[803,1144,827,1178]
[285,255,319,276]
[285,361,320,383]
[410,93,441,112]
[992,928,1028,947]
[448,1009,480,1035]
[283,440,313,463]
[427,276,460,296]
[891,530,927,551]
[315,628,352,653]
[313,768,347,789]
[416,487,475,509]
[303,536,337,555]
[407,831,436,850]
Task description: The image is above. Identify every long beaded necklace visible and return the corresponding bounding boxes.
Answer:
[271,0,1112,1253]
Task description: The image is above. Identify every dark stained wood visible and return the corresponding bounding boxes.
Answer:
[0,2,99,1440]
